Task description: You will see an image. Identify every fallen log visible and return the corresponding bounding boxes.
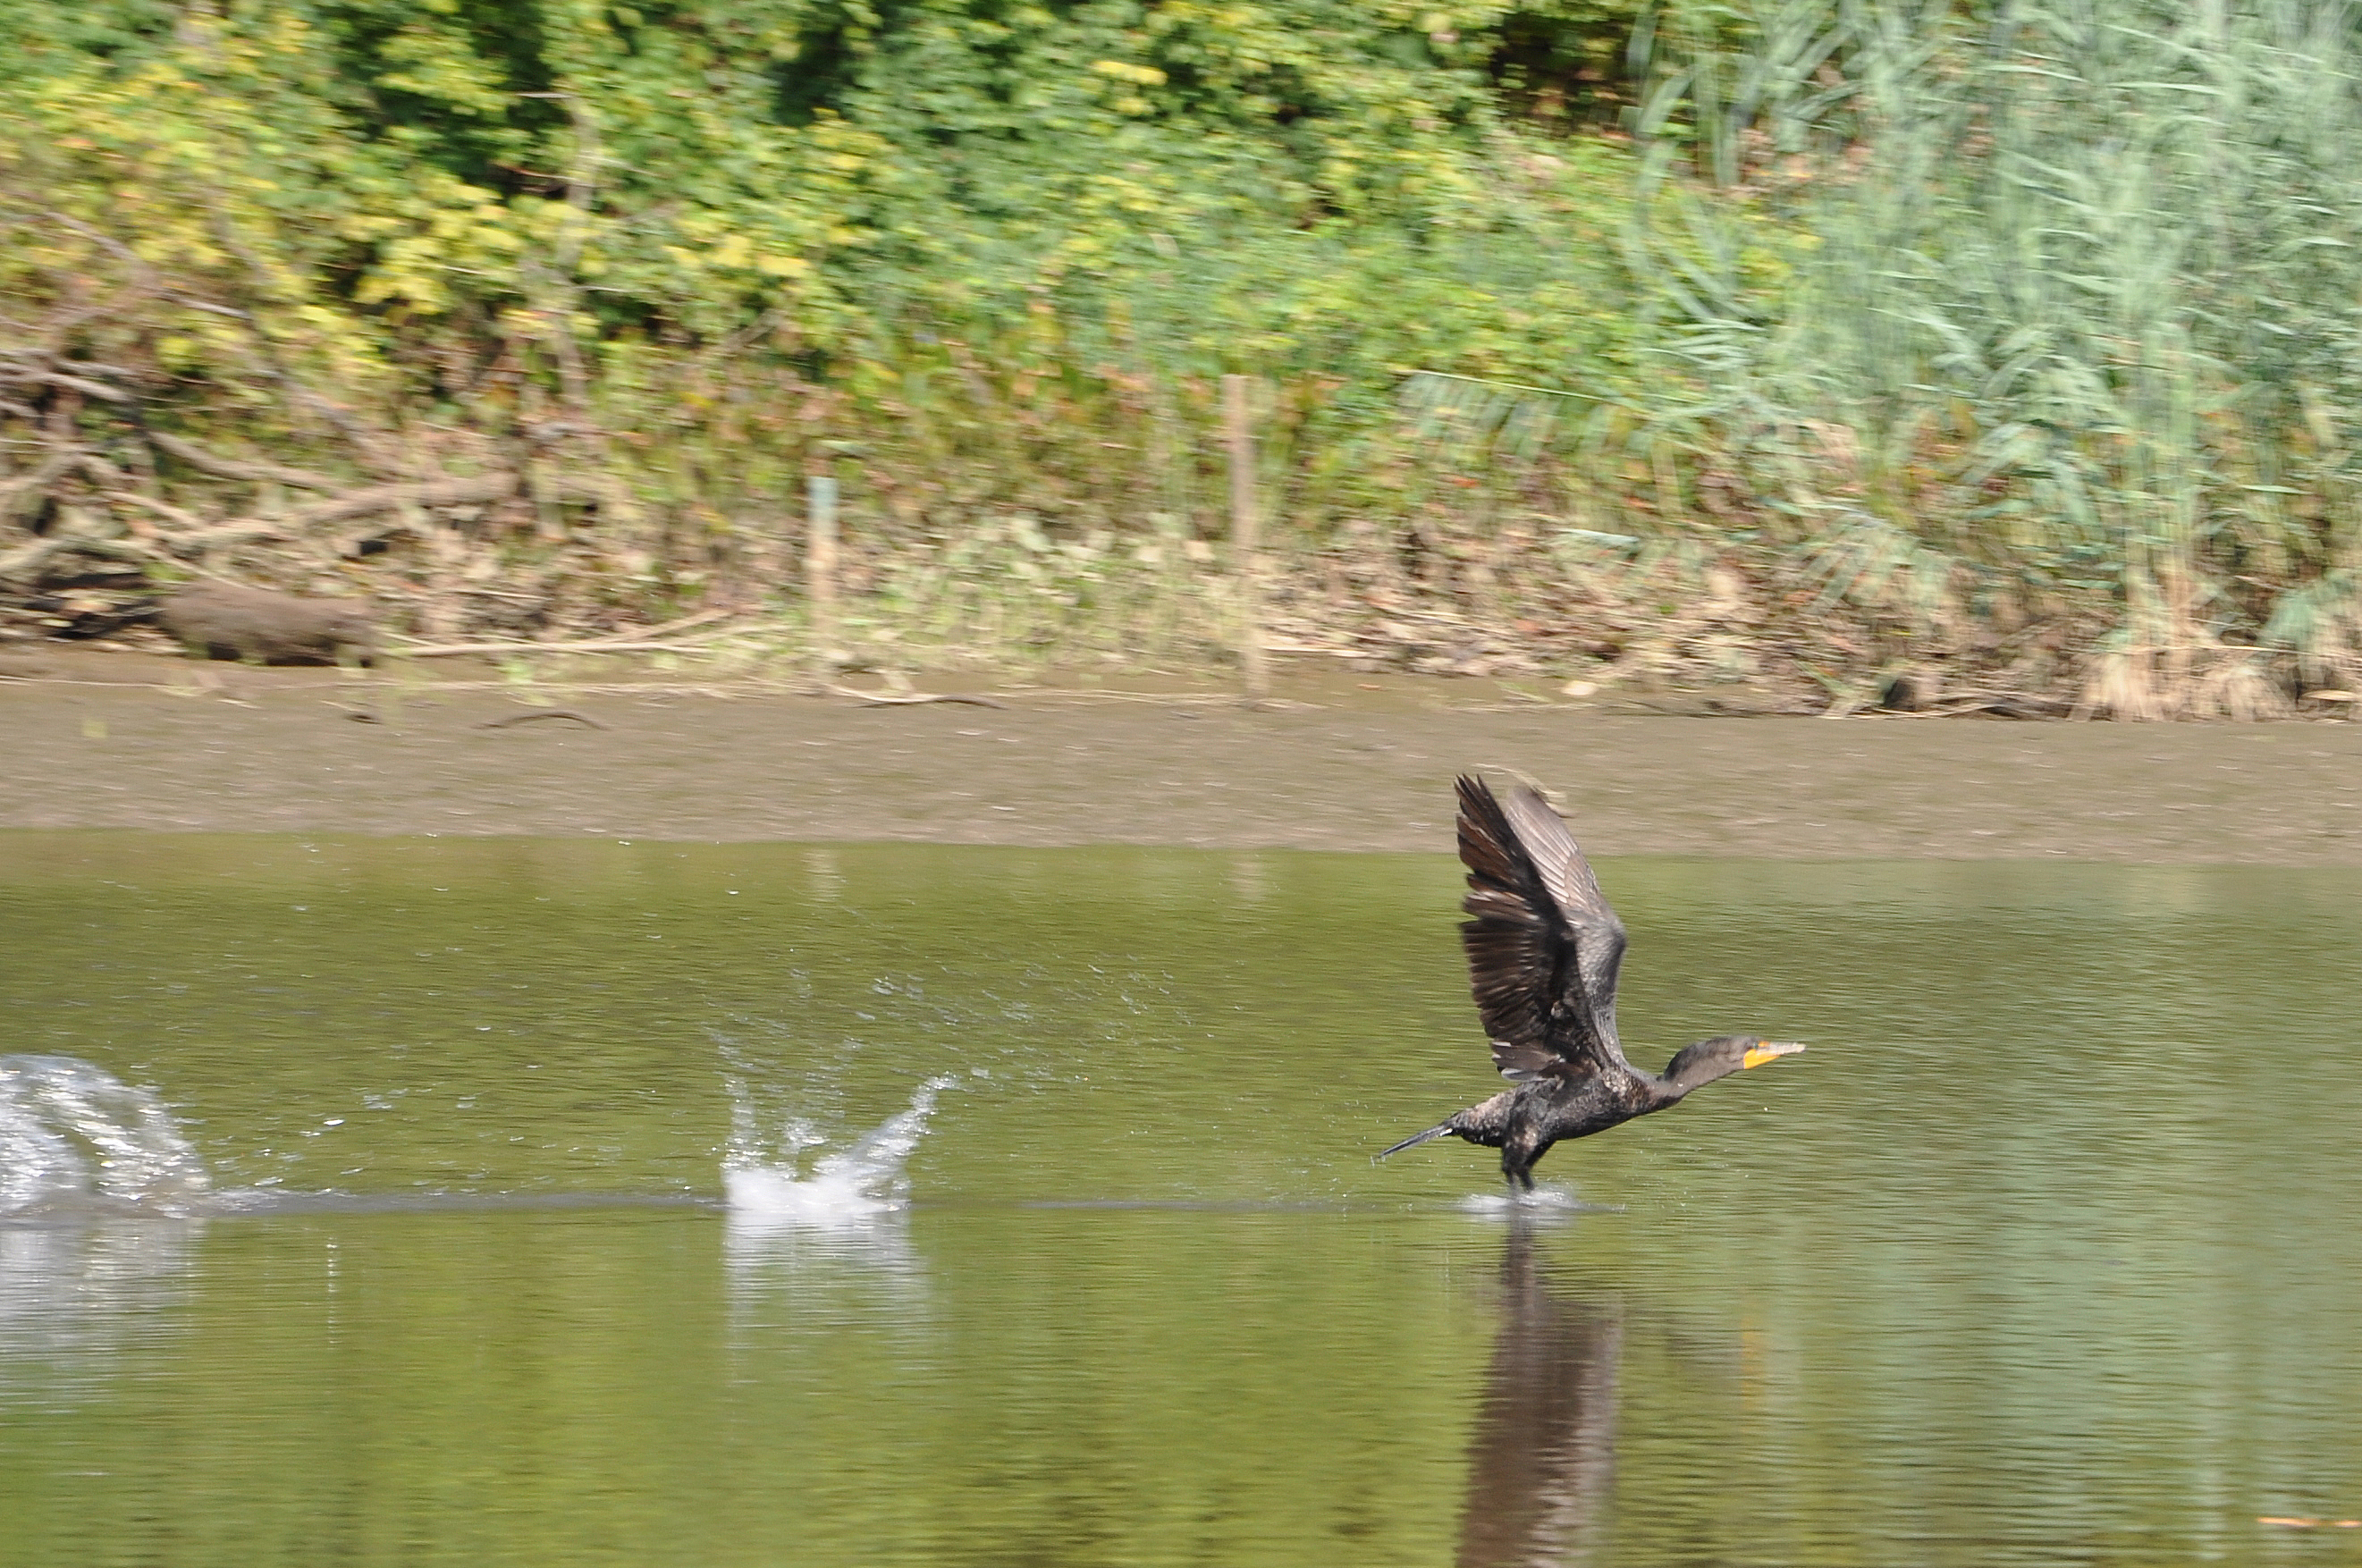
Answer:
[157,583,375,665]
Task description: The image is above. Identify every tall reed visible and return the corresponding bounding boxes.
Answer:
[1613,0,2362,711]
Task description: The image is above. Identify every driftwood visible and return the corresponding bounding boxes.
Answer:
[387,608,734,657]
[1890,690,2074,720]
[476,708,609,731]
[825,681,1007,709]
[858,692,1008,709]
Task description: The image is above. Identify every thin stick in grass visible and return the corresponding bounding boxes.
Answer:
[1224,374,1270,703]
[807,473,839,675]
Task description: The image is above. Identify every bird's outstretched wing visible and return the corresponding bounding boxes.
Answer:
[1455,774,1632,1081]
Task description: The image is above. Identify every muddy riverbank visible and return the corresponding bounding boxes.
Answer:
[3,647,2357,864]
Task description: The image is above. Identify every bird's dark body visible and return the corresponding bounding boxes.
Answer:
[1441,1076,1665,1180]
[1379,775,1802,1191]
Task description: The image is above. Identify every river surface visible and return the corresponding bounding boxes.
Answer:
[1,833,2357,1565]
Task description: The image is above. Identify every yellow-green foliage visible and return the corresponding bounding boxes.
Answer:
[0,0,1652,543]
[1,0,1644,357]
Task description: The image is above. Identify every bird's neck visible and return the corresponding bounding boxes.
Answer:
[1641,1074,1692,1111]
[1656,1044,1742,1100]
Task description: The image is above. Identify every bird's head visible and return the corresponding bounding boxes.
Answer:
[1662,1034,1806,1094]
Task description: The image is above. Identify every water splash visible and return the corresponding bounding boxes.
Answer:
[1456,1184,1596,1218]
[724,1075,957,1227]
[0,1056,210,1217]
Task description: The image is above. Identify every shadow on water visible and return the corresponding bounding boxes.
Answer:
[1456,1220,1628,1568]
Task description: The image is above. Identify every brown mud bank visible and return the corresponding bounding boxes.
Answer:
[4,647,2359,865]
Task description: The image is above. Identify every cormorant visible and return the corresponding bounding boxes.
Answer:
[1379,774,1804,1191]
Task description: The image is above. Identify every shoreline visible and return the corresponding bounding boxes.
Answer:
[4,647,2358,866]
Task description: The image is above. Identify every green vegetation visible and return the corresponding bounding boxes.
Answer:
[1615,0,2362,716]
[5,1,2362,713]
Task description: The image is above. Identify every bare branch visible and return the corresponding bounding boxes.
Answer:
[532,472,626,504]
[0,357,135,403]
[396,638,713,658]
[170,298,250,320]
[105,491,209,531]
[148,430,342,490]
[0,531,153,582]
[15,208,164,339]
[386,609,735,657]
[43,372,131,403]
[283,471,518,529]
[159,519,288,553]
[0,451,79,524]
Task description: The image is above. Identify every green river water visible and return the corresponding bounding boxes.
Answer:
[0,833,2357,1566]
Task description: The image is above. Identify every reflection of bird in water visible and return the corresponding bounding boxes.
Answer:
[1456,1224,1623,1568]
[1380,775,1805,1191]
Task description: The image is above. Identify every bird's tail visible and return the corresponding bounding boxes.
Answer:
[1373,1122,1455,1162]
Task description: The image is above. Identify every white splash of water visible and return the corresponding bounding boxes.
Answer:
[724,1075,957,1227]
[0,1056,211,1217]
[1456,1184,1588,1218]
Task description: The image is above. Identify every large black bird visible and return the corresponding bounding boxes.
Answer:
[1379,774,1804,1191]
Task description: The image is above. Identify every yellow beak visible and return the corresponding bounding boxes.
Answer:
[1742,1041,1808,1070]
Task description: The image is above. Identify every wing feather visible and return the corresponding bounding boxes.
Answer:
[1455,774,1632,1080]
